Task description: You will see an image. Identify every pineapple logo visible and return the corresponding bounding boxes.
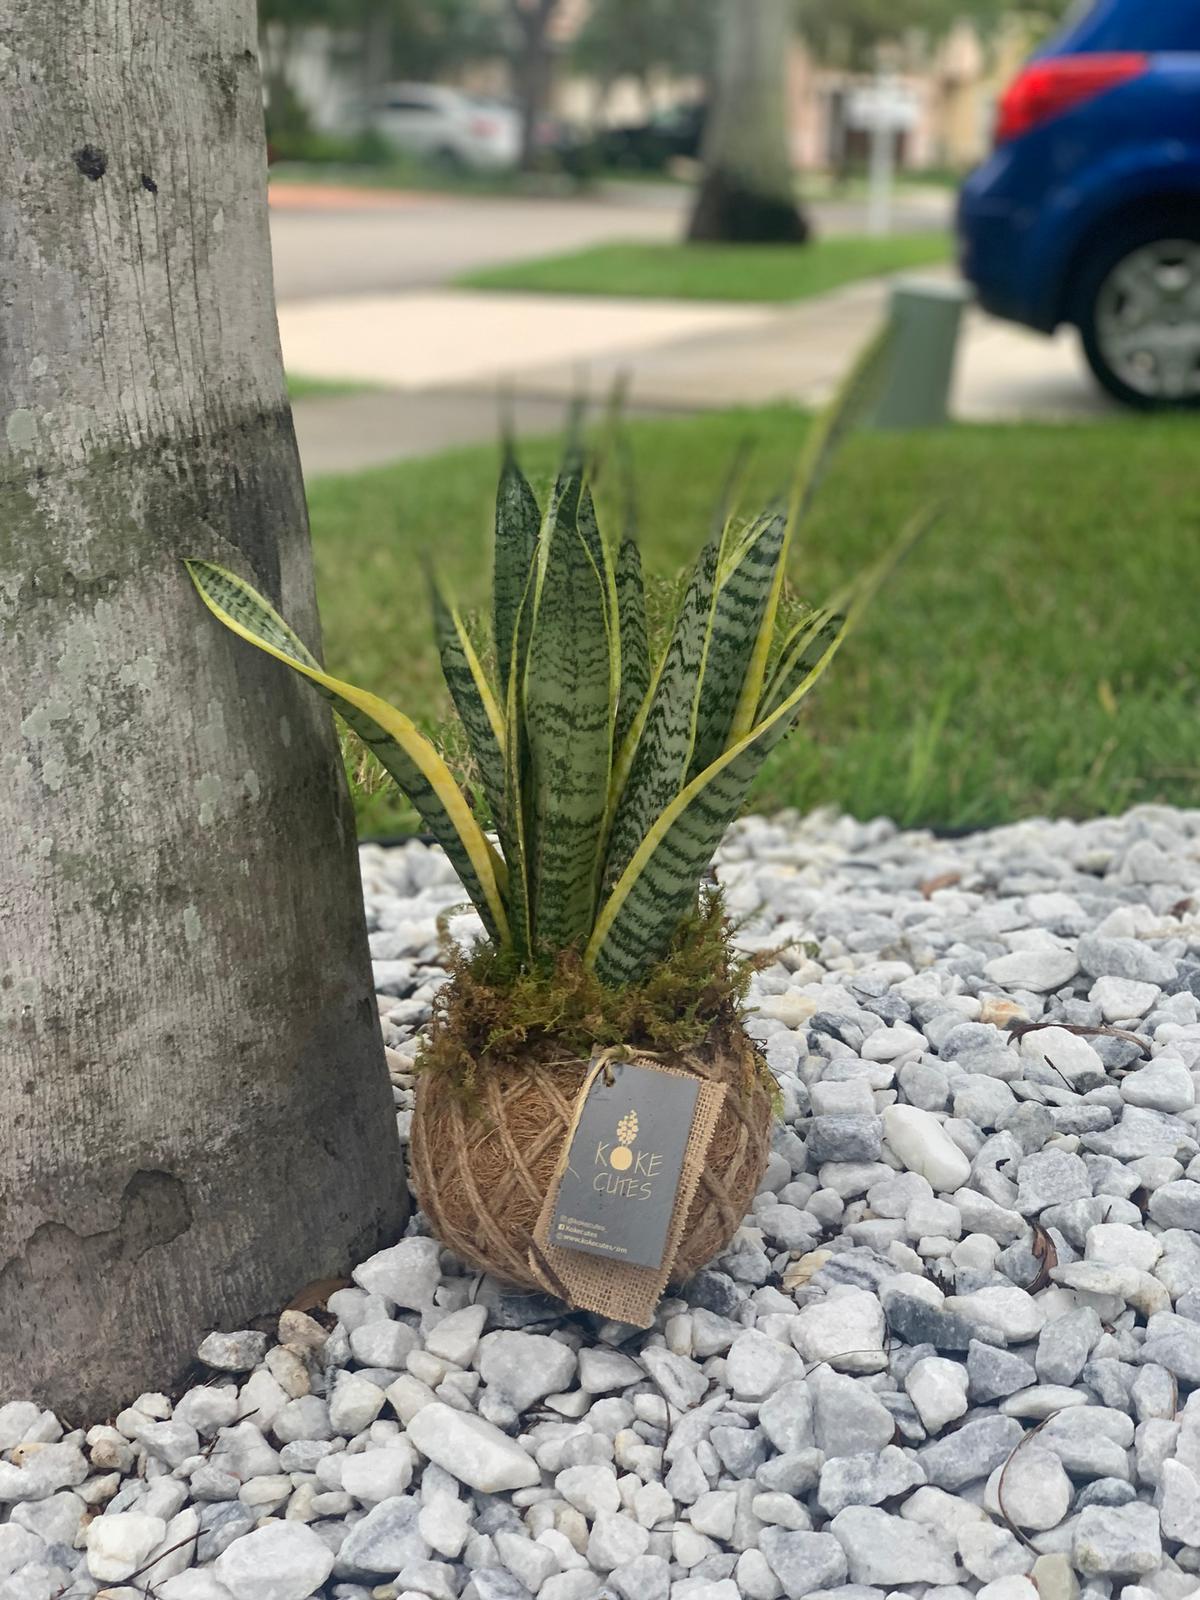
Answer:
[610,1110,639,1171]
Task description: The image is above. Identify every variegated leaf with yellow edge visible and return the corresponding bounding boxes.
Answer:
[185,559,510,948]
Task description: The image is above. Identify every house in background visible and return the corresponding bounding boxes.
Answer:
[263,8,1032,176]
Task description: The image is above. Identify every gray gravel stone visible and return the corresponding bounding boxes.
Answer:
[477,1332,577,1413]
[759,1528,849,1599]
[1072,1503,1162,1576]
[196,1330,268,1373]
[831,1506,959,1585]
[338,1495,430,1575]
[919,1417,1024,1490]
[817,1446,926,1516]
[1077,935,1177,986]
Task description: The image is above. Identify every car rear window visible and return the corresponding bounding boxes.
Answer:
[1054,0,1200,53]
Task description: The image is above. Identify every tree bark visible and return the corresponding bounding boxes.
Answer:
[0,0,406,1420]
[688,0,811,244]
[509,0,559,171]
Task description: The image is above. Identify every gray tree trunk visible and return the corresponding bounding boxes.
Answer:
[0,0,406,1420]
[689,0,811,243]
[509,0,560,170]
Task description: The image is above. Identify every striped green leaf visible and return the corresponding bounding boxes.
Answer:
[502,607,534,961]
[428,575,506,823]
[758,607,839,720]
[613,536,649,752]
[587,511,926,984]
[493,446,541,694]
[687,510,786,783]
[185,559,510,947]
[586,613,855,985]
[600,538,720,897]
[522,501,614,952]
[578,485,621,729]
[728,321,897,746]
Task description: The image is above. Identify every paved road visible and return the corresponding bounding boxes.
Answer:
[269,182,953,302]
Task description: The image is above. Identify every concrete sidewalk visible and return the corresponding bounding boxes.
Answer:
[285,278,1116,478]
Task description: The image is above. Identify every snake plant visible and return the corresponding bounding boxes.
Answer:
[187,330,911,987]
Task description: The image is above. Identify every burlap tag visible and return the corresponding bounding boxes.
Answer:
[528,1055,727,1328]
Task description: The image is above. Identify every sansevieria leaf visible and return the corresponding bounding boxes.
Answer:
[522,505,613,952]
[727,321,897,747]
[758,607,840,720]
[601,538,720,896]
[613,535,649,751]
[185,560,511,947]
[790,318,897,525]
[585,614,855,986]
[578,485,621,731]
[493,445,541,695]
[587,512,928,985]
[686,510,786,783]
[428,575,506,823]
[498,555,541,964]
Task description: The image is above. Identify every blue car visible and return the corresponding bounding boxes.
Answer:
[959,0,1200,407]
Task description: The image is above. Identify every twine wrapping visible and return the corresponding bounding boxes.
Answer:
[409,1017,773,1299]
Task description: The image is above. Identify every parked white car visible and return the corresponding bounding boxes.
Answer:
[368,83,521,172]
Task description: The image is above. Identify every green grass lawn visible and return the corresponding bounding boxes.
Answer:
[308,409,1200,838]
[286,374,372,401]
[457,234,952,303]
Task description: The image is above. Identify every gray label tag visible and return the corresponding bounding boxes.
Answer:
[549,1061,701,1270]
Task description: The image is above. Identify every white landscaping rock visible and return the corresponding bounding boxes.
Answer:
[477,1331,577,1412]
[882,1105,972,1192]
[1089,976,1159,1020]
[944,1286,1046,1343]
[1073,1503,1162,1577]
[905,1356,970,1434]
[86,1511,166,1581]
[197,1330,268,1372]
[985,1444,1072,1531]
[791,1289,887,1373]
[213,1522,335,1599]
[424,1304,488,1366]
[1120,1059,1196,1113]
[984,948,1079,992]
[352,1236,443,1309]
[831,1505,959,1585]
[407,1402,539,1492]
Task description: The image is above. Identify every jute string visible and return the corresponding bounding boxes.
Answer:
[409,1017,773,1300]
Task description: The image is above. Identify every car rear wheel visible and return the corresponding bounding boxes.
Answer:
[1077,222,1200,409]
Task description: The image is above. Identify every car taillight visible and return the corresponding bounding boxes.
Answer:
[470,115,500,139]
[995,53,1148,144]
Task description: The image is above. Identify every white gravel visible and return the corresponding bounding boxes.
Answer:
[4,805,1200,1600]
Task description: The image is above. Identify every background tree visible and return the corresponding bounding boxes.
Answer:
[573,0,716,113]
[503,0,567,170]
[794,0,1075,70]
[689,0,809,244]
[0,0,405,1417]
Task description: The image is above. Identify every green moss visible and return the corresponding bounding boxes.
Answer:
[417,889,770,1096]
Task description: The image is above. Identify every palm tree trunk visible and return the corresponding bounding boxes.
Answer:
[689,0,811,243]
[0,0,406,1420]
[510,0,560,170]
